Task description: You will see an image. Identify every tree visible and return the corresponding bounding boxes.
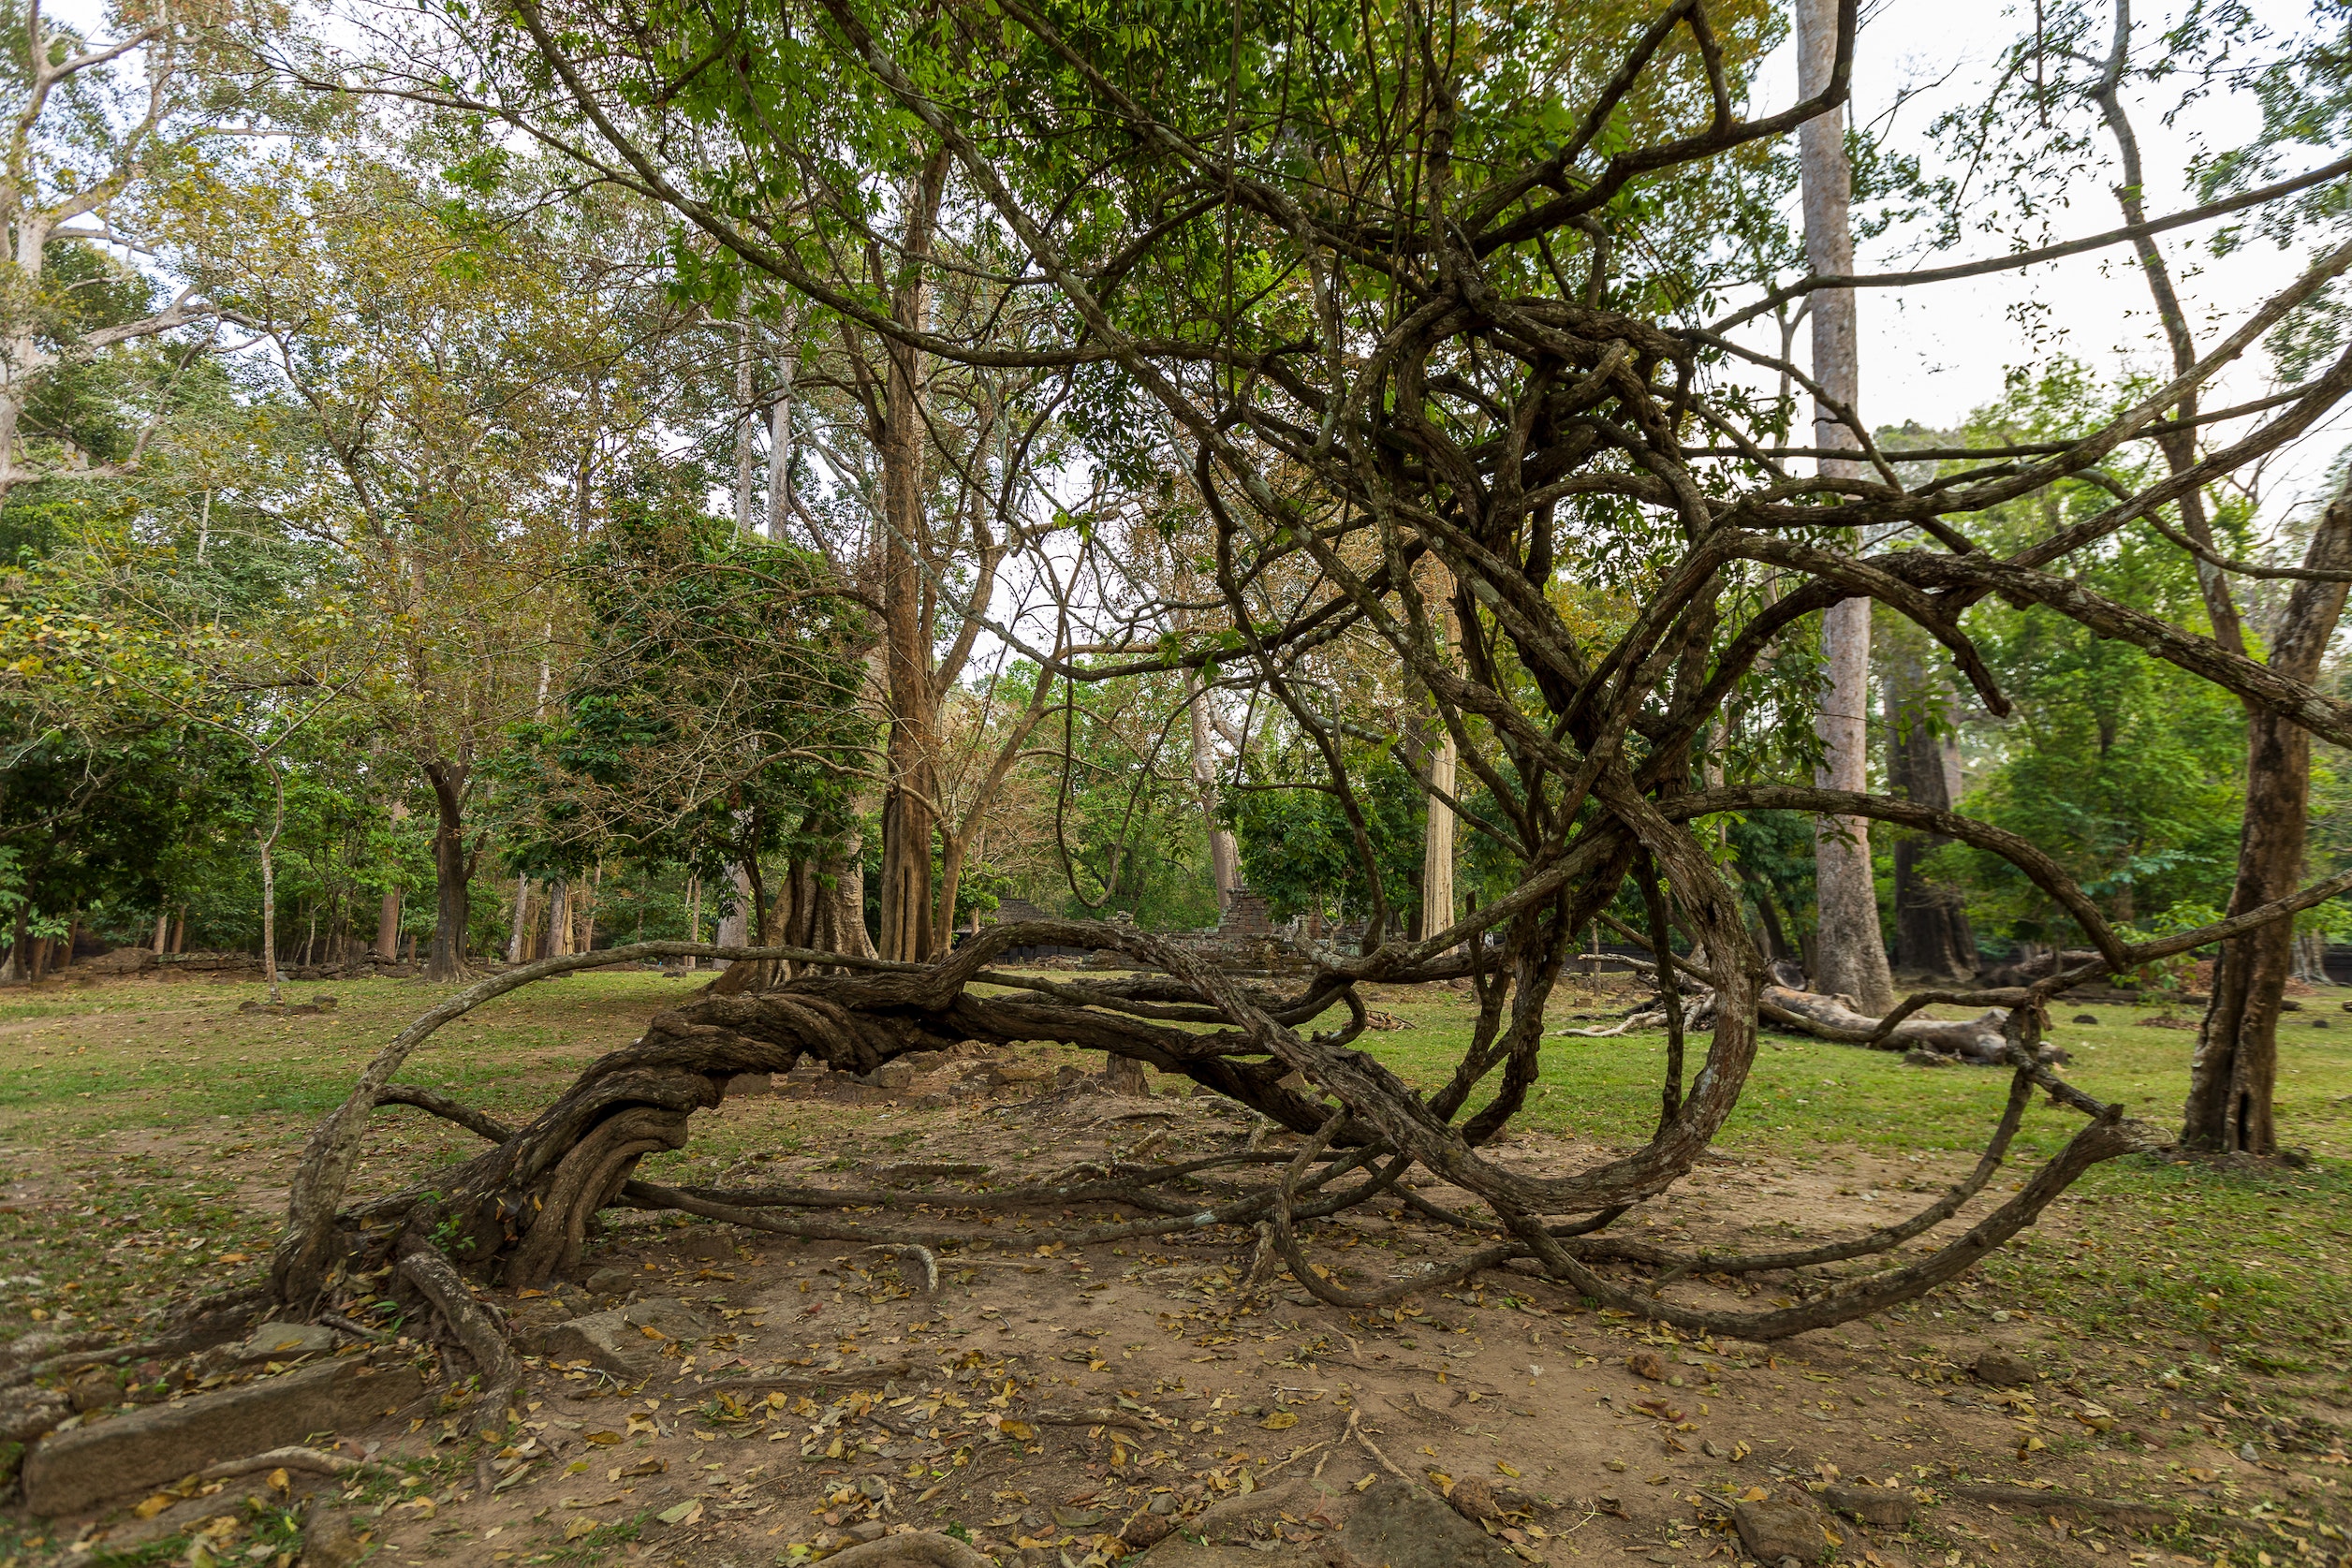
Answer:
[259,0,2352,1352]
[0,0,259,499]
[1794,0,1893,1011]
[190,131,680,978]
[1931,1,2352,1153]
[489,485,872,976]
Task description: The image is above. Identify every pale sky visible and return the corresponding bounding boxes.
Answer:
[1739,0,2345,536]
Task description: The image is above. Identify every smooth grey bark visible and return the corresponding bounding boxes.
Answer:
[767,312,801,541]
[1797,0,1894,1011]
[1185,672,1239,909]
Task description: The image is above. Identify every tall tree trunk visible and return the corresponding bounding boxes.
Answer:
[1883,624,1978,980]
[422,761,472,981]
[874,153,951,964]
[580,860,602,953]
[683,874,701,972]
[734,316,757,536]
[506,875,529,963]
[1421,564,1460,950]
[377,801,408,960]
[1186,673,1239,911]
[713,861,753,973]
[1796,0,1894,1013]
[820,837,877,962]
[2184,484,2352,1155]
[2291,928,2327,985]
[153,909,169,954]
[545,878,571,960]
[767,314,799,541]
[258,760,287,1004]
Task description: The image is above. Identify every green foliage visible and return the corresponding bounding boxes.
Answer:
[489,482,871,893]
[1035,670,1220,932]
[1945,362,2250,945]
[1227,752,1423,930]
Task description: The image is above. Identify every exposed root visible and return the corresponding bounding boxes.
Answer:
[1033,1407,1151,1430]
[699,1364,914,1397]
[1346,1405,1413,1483]
[860,1242,940,1295]
[201,1445,372,1482]
[318,1312,390,1343]
[262,892,2306,1351]
[377,1085,516,1143]
[400,1249,522,1434]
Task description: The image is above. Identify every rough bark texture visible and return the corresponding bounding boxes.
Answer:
[2185,488,2352,1153]
[874,154,952,964]
[1797,0,1894,1014]
[1758,986,2007,1062]
[1885,630,1978,979]
[423,761,472,982]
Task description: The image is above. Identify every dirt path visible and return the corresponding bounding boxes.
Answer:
[47,1072,2345,1568]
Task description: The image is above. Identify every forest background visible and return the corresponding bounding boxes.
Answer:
[3,0,2349,1026]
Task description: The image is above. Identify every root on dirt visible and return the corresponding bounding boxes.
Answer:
[37,843,2339,1466]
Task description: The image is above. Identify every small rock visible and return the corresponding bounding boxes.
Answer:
[1627,1350,1666,1381]
[583,1267,633,1295]
[1903,1048,1954,1067]
[1822,1483,1912,1528]
[2281,1000,2303,1012]
[845,1521,890,1543]
[1147,1492,1178,1516]
[1122,1511,1175,1549]
[2239,1441,2260,1463]
[1973,1349,2035,1387]
[1448,1475,1502,1522]
[540,1310,653,1374]
[1340,1478,1518,1568]
[238,1320,338,1362]
[22,1357,423,1515]
[1493,1486,1551,1517]
[867,1063,917,1092]
[302,1507,366,1568]
[2311,1018,2331,1030]
[1734,1498,1828,1564]
[66,1368,118,1413]
[2071,1013,2099,1025]
[622,1297,712,1341]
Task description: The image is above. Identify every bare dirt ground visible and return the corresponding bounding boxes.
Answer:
[41,1061,2351,1568]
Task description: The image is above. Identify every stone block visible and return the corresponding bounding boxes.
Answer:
[1338,1478,1518,1568]
[235,1321,339,1362]
[1733,1498,1830,1565]
[22,1356,424,1517]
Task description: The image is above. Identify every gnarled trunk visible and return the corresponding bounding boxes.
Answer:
[2183,484,2352,1155]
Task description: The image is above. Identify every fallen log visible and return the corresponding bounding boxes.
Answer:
[1757,987,2009,1062]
